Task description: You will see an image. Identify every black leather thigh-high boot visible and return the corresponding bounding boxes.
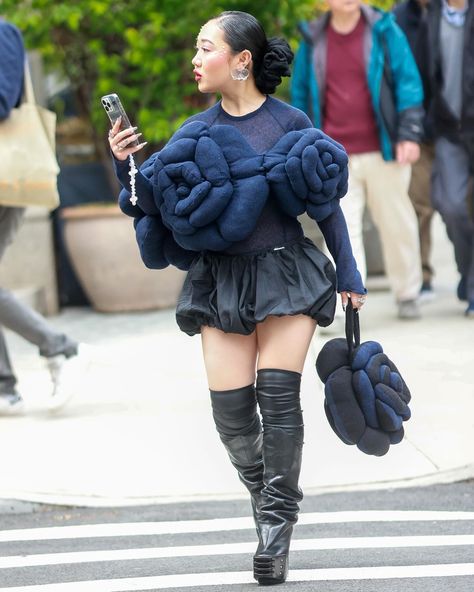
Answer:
[253,369,304,585]
[210,385,264,529]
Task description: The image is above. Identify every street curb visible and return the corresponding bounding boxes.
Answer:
[1,463,472,510]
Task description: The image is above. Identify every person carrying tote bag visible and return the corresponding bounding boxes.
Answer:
[0,21,59,210]
[0,20,87,416]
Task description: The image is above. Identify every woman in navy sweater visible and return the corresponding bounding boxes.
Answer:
[110,10,366,585]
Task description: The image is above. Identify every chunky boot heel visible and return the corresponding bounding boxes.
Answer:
[253,369,304,585]
[210,385,264,529]
[253,554,288,585]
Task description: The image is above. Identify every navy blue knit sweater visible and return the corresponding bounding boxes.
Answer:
[0,20,24,121]
[115,96,365,294]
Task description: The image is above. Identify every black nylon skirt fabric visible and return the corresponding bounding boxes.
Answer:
[176,237,337,336]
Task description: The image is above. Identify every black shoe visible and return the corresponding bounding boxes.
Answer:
[210,385,264,529]
[253,369,304,586]
[419,281,435,303]
[457,276,467,302]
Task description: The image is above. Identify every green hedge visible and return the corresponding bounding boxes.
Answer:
[2,0,395,148]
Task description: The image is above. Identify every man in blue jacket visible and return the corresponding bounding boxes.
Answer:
[291,0,424,319]
[0,19,85,414]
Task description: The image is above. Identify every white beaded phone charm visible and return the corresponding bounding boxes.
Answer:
[128,155,138,206]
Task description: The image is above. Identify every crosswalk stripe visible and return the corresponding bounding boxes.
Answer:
[1,510,473,542]
[0,534,473,569]
[1,563,474,591]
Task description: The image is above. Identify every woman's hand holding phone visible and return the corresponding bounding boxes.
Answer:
[108,117,147,161]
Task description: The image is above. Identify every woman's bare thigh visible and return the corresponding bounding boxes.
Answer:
[201,325,258,390]
[256,315,317,373]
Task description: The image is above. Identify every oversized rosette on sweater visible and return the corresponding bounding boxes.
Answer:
[152,121,269,252]
[265,128,348,221]
[315,303,411,456]
[134,214,196,270]
[118,154,196,270]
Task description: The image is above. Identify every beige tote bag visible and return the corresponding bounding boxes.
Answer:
[0,64,60,209]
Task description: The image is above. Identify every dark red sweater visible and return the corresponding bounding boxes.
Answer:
[323,16,380,155]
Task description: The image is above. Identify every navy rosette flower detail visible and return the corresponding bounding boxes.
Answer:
[316,307,411,457]
[118,153,195,270]
[153,121,269,252]
[134,214,196,270]
[265,128,349,222]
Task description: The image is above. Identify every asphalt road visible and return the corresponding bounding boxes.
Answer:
[0,481,473,591]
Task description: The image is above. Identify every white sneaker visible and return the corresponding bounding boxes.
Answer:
[397,299,421,320]
[0,392,25,416]
[47,344,92,412]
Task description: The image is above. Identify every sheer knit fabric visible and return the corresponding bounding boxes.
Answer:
[183,96,307,255]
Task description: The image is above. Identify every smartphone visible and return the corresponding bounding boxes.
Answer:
[101,93,139,147]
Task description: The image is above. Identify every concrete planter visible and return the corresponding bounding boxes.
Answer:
[0,207,59,315]
[61,204,186,312]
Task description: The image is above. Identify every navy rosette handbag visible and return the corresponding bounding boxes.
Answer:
[315,302,412,456]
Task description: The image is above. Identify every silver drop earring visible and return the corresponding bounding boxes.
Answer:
[231,67,250,81]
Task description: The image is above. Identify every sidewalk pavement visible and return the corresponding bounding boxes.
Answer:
[0,215,473,508]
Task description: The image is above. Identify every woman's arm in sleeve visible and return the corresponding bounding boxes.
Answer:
[114,153,159,216]
[317,204,366,294]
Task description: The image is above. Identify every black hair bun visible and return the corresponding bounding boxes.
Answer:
[256,37,294,94]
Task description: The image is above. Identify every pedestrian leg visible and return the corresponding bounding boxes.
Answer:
[409,143,436,293]
[363,153,422,312]
[431,137,474,312]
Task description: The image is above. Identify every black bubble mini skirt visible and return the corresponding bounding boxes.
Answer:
[175,237,337,336]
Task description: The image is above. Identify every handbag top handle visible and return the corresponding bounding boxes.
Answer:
[21,62,38,106]
[345,300,360,363]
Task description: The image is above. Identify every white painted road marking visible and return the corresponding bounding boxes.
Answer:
[1,510,473,542]
[1,534,474,569]
[1,563,474,591]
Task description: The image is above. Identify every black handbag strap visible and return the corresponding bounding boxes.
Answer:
[345,300,360,363]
